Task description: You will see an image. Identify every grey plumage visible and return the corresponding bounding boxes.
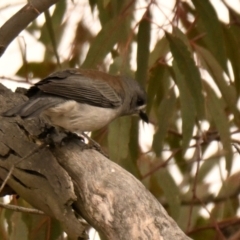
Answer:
[2,68,148,132]
[4,95,65,118]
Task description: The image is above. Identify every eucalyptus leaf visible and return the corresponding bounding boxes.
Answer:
[136,9,151,86]
[153,169,181,220]
[192,0,228,73]
[223,25,240,96]
[172,61,195,151]
[195,45,240,124]
[108,116,131,163]
[148,36,169,67]
[152,88,176,155]
[204,81,232,172]
[166,33,205,119]
[172,27,192,53]
[82,16,130,68]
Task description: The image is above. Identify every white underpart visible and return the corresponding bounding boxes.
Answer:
[41,100,121,132]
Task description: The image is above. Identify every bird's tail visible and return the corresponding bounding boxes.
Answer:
[2,97,63,118]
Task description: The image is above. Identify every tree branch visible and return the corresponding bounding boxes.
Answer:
[0,84,192,239]
[0,0,59,57]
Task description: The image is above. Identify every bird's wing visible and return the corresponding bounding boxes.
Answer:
[27,69,123,108]
[2,95,65,118]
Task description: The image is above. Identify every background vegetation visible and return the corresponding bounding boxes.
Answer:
[0,0,240,239]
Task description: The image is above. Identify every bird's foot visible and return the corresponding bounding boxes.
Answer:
[38,127,108,158]
[81,132,109,158]
[38,126,84,146]
[38,126,64,145]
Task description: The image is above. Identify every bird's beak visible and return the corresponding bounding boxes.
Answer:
[139,110,149,123]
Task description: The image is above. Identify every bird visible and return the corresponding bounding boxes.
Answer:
[2,68,148,134]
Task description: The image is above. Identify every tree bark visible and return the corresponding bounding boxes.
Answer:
[0,84,192,239]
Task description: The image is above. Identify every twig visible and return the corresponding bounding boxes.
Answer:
[0,165,14,194]
[186,136,226,239]
[186,136,202,231]
[188,217,240,236]
[141,148,181,180]
[162,186,240,207]
[0,75,31,83]
[18,36,30,82]
[196,195,227,240]
[0,202,45,215]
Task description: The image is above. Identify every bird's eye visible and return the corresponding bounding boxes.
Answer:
[137,98,144,106]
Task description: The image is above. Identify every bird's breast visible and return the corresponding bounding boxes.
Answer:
[41,100,121,132]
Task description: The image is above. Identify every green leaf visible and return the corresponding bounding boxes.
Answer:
[166,33,205,119]
[128,117,142,176]
[2,206,12,237]
[147,64,170,114]
[195,45,240,124]
[109,56,124,74]
[177,206,201,234]
[152,88,176,155]
[108,116,131,164]
[49,0,67,35]
[16,61,57,79]
[136,9,151,86]
[49,219,62,240]
[223,25,240,96]
[198,155,220,183]
[172,61,195,150]
[96,0,112,25]
[88,0,97,11]
[192,0,227,73]
[10,212,28,240]
[39,1,66,47]
[50,1,67,49]
[103,0,111,8]
[153,169,181,220]
[148,36,169,67]
[166,129,184,172]
[204,81,232,172]
[211,172,240,218]
[172,27,192,53]
[82,16,128,68]
[96,1,134,28]
[44,10,61,67]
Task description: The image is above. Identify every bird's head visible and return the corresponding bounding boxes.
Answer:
[122,77,148,123]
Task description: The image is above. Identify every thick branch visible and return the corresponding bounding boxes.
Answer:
[0,84,192,240]
[0,0,59,57]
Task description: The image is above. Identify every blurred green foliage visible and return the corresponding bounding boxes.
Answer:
[1,0,240,239]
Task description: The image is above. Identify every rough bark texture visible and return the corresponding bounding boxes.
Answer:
[0,84,191,240]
